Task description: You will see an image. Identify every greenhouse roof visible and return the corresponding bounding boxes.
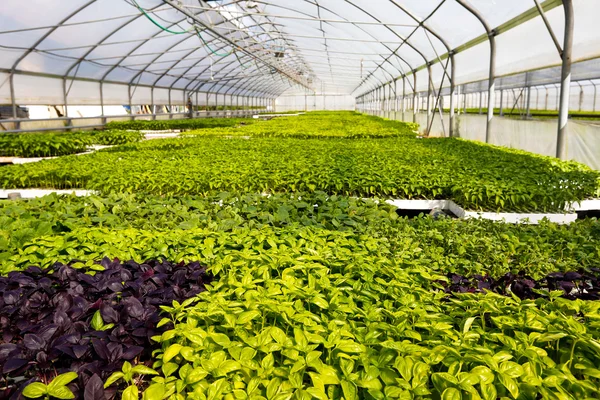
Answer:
[1,0,599,103]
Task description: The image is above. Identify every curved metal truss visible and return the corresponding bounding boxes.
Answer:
[1,0,599,153]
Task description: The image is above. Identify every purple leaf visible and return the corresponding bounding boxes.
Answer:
[123,297,144,319]
[100,303,119,324]
[122,346,144,360]
[23,334,45,351]
[91,339,109,361]
[84,374,106,400]
[2,358,28,373]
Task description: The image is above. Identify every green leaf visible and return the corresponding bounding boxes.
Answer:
[463,317,476,334]
[218,360,241,376]
[480,383,497,400]
[143,383,166,400]
[336,341,365,354]
[47,386,75,400]
[49,372,78,390]
[123,385,139,400]
[104,372,125,388]
[22,383,47,399]
[161,362,179,377]
[211,333,231,347]
[498,374,519,399]
[441,388,462,400]
[262,353,275,370]
[236,310,261,325]
[163,344,183,363]
[186,367,208,384]
[270,327,288,345]
[306,387,328,400]
[131,365,159,376]
[341,380,357,400]
[91,310,104,330]
[499,361,524,379]
[471,366,494,385]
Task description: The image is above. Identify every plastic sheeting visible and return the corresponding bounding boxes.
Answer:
[370,111,600,171]
[1,0,600,105]
[275,94,355,112]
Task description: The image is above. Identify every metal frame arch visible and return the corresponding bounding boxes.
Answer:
[218,0,416,83]
[387,0,456,136]
[9,0,98,118]
[61,2,169,84]
[455,0,496,144]
[200,72,288,98]
[342,0,437,93]
[130,15,306,90]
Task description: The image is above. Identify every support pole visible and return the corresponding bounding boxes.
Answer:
[100,82,106,124]
[592,81,598,112]
[63,77,72,128]
[394,79,398,114]
[412,73,418,124]
[168,89,172,119]
[556,0,573,159]
[499,89,504,117]
[449,54,456,137]
[402,76,406,115]
[525,73,532,119]
[426,64,432,134]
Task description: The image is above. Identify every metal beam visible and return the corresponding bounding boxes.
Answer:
[556,0,574,159]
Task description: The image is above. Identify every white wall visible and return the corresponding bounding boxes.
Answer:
[275,94,355,112]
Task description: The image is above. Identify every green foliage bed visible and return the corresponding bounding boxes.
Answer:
[1,193,598,279]
[0,130,144,157]
[4,112,600,399]
[105,117,253,131]
[183,112,419,138]
[1,114,597,212]
[2,192,600,399]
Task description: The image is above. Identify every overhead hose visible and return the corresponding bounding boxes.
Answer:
[235,51,252,69]
[132,0,236,58]
[132,0,192,34]
[195,27,235,57]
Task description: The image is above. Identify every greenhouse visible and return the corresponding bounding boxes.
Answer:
[1,0,600,399]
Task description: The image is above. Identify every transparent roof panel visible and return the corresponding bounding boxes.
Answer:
[1,0,599,99]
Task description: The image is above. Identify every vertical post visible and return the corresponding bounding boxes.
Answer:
[215,93,219,116]
[9,72,17,120]
[577,82,584,112]
[394,79,398,114]
[150,87,156,120]
[449,54,456,137]
[127,85,135,121]
[457,84,461,116]
[499,89,504,117]
[426,64,432,134]
[525,73,532,119]
[526,86,532,119]
[545,87,549,110]
[63,77,72,127]
[556,0,573,159]
[402,76,406,115]
[168,89,173,119]
[100,82,106,125]
[592,81,598,112]
[412,73,418,124]
[305,92,308,112]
